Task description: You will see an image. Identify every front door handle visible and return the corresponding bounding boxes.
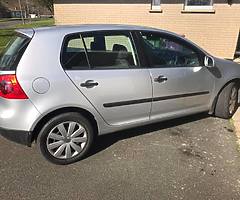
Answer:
[154,75,168,83]
[80,80,99,88]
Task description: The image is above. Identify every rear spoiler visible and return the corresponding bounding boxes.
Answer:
[15,28,35,38]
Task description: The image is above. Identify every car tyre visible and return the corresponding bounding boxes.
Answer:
[37,112,94,165]
[215,82,239,119]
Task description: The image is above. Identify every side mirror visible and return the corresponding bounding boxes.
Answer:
[204,56,215,68]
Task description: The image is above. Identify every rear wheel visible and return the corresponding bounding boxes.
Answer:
[37,112,94,165]
[215,82,239,119]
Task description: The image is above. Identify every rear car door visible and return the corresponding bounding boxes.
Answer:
[62,30,152,126]
[138,31,215,120]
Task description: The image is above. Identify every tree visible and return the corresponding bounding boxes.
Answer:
[35,0,53,14]
[0,2,11,18]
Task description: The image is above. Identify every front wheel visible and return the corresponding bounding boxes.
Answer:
[215,82,239,119]
[37,112,94,165]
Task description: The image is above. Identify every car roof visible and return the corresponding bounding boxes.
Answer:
[16,24,208,55]
[19,24,179,37]
[33,24,163,33]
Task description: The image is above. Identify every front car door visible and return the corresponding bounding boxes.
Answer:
[62,30,152,126]
[138,31,215,120]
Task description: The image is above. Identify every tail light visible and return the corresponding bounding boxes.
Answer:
[0,75,28,99]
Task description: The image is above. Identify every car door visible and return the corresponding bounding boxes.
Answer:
[62,30,152,126]
[138,31,215,120]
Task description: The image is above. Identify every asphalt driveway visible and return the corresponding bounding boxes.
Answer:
[0,113,240,200]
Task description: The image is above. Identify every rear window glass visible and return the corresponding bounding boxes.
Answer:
[82,32,138,69]
[61,34,89,70]
[0,34,30,71]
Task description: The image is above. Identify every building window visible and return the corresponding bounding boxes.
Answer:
[185,0,214,11]
[151,0,161,11]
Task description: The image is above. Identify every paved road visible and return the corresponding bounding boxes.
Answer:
[0,19,29,29]
[1,114,240,200]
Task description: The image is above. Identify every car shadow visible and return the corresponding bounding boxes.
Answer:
[88,112,210,157]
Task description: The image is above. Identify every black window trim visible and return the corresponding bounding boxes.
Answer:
[137,30,206,69]
[131,31,149,68]
[60,30,142,71]
[80,34,91,67]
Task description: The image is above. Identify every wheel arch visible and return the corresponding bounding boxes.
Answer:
[209,78,240,114]
[30,107,99,143]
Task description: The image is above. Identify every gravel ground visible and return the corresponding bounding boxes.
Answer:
[0,113,240,200]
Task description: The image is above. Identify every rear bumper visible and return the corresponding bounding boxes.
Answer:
[0,127,32,146]
[0,97,41,133]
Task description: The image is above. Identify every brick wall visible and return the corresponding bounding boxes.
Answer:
[54,1,240,59]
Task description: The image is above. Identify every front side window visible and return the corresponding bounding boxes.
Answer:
[0,34,30,71]
[82,32,138,69]
[185,0,214,10]
[151,0,161,10]
[140,32,202,68]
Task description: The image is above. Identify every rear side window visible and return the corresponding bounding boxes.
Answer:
[82,32,138,69]
[0,34,30,71]
[61,34,89,70]
[61,31,139,70]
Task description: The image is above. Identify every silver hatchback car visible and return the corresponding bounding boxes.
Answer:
[0,24,240,164]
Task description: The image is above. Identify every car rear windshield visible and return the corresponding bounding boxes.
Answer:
[0,34,30,71]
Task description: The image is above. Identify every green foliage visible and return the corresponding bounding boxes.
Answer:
[0,29,14,52]
[0,18,54,53]
[35,0,54,13]
[15,18,54,29]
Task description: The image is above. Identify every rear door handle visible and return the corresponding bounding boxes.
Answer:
[80,80,99,88]
[154,75,168,83]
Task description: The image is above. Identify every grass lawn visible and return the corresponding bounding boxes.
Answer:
[0,18,54,53]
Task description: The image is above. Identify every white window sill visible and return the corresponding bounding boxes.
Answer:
[182,5,215,13]
[150,5,162,13]
[149,6,162,13]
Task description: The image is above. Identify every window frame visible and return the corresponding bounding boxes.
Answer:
[151,0,161,11]
[184,0,214,11]
[137,31,205,69]
[60,30,141,71]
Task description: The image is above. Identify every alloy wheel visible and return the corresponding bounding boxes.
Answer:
[46,121,87,159]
